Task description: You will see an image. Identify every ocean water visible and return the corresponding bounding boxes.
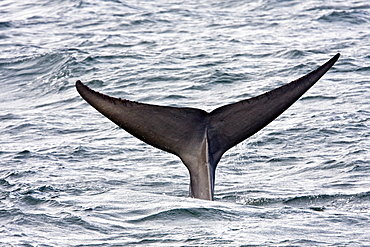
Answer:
[1,0,369,246]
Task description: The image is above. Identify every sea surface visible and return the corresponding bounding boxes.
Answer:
[1,0,370,246]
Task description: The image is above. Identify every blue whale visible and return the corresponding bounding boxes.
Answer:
[76,53,340,200]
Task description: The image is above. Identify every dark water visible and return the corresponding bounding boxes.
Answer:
[1,0,370,246]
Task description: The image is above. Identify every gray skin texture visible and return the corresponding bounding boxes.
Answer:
[76,53,340,200]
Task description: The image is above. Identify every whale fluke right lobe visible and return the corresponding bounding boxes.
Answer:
[207,53,340,164]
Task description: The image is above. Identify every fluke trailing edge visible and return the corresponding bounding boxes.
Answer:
[76,53,340,200]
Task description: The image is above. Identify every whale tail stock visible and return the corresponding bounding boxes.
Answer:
[76,53,340,200]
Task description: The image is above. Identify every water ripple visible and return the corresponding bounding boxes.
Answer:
[0,0,369,245]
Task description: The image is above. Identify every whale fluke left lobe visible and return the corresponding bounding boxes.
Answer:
[75,80,208,163]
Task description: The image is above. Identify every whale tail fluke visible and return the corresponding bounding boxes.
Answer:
[76,53,340,200]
